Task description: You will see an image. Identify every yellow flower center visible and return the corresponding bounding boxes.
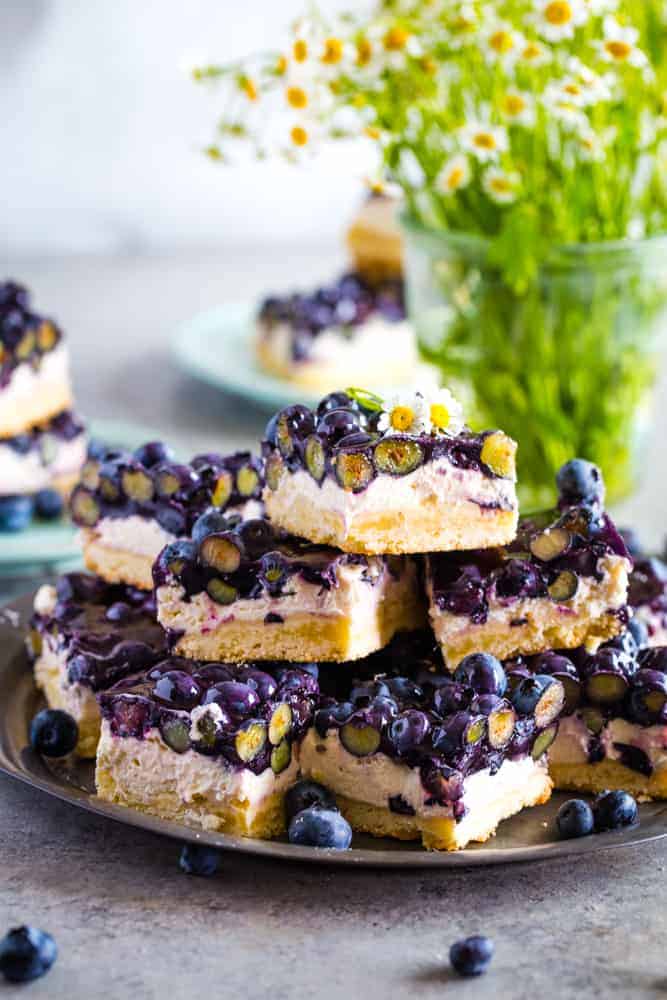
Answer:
[474,132,496,150]
[286,86,308,109]
[545,1,573,25]
[322,38,343,64]
[293,39,308,62]
[489,30,514,54]
[563,82,582,96]
[430,403,451,430]
[491,177,512,194]
[522,42,542,60]
[241,77,258,101]
[451,15,475,35]
[276,55,287,75]
[384,26,409,50]
[605,39,632,60]
[390,406,415,431]
[446,166,465,190]
[504,94,526,116]
[364,126,380,140]
[356,37,373,66]
[290,126,308,146]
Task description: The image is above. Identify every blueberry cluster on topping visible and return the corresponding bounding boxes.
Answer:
[628,555,667,623]
[69,440,264,537]
[0,281,62,385]
[428,461,629,623]
[262,391,512,495]
[2,410,85,461]
[314,651,563,813]
[28,572,167,692]
[258,272,405,360]
[153,513,395,606]
[98,658,319,775]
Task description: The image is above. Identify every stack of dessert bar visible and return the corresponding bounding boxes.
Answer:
[0,282,87,524]
[27,385,666,851]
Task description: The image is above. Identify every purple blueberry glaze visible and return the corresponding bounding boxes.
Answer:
[0,280,63,386]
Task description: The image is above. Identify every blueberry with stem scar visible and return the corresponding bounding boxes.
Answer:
[530,527,572,562]
[454,653,507,697]
[305,434,326,482]
[557,458,605,506]
[268,703,293,745]
[134,441,174,468]
[235,721,268,762]
[199,531,244,574]
[373,437,424,476]
[206,578,238,605]
[270,739,292,774]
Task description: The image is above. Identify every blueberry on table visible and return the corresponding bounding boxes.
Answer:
[556,458,605,506]
[0,926,57,983]
[29,709,78,757]
[449,935,494,977]
[454,653,507,697]
[593,790,638,832]
[288,807,352,849]
[284,780,336,821]
[0,495,33,532]
[556,799,595,839]
[34,488,64,520]
[179,843,221,876]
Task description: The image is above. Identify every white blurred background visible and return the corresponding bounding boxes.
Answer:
[0,0,371,258]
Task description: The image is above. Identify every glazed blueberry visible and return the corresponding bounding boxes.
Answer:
[134,440,174,468]
[531,652,582,712]
[0,495,33,532]
[432,680,469,717]
[153,670,202,709]
[204,680,260,717]
[627,669,667,725]
[34,488,63,520]
[316,408,360,443]
[316,391,355,418]
[192,508,233,546]
[389,710,430,754]
[0,926,57,983]
[386,676,424,704]
[556,458,605,506]
[432,710,486,754]
[593,790,638,832]
[556,799,594,839]
[510,675,565,727]
[449,935,494,977]
[179,843,220,876]
[583,648,634,705]
[272,404,315,457]
[285,780,337,821]
[288,807,352,849]
[29,709,78,757]
[454,653,507,697]
[105,601,133,623]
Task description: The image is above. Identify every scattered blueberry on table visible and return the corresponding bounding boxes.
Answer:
[592,790,638,832]
[0,926,57,983]
[449,935,494,977]
[556,799,595,839]
[29,708,78,758]
[288,806,352,850]
[0,495,34,532]
[34,488,64,520]
[179,843,221,877]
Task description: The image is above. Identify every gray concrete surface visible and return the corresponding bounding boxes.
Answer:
[1,251,667,999]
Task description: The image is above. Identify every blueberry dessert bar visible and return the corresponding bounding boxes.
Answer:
[628,555,667,647]
[256,272,420,392]
[0,281,73,435]
[154,514,425,663]
[425,462,631,667]
[0,411,86,498]
[27,573,167,757]
[96,658,319,837]
[301,652,559,851]
[345,192,404,283]
[70,443,264,590]
[262,388,518,555]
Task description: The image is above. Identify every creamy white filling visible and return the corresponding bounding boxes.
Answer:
[549,712,667,770]
[269,458,516,531]
[94,514,176,558]
[300,728,543,819]
[0,432,86,494]
[33,583,57,617]
[0,344,70,416]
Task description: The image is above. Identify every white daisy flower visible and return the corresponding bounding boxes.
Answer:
[482,20,524,64]
[583,0,619,14]
[378,391,429,435]
[575,125,608,161]
[436,154,471,195]
[425,387,465,436]
[500,90,536,127]
[565,58,614,103]
[459,121,509,163]
[535,0,588,43]
[518,39,551,67]
[482,167,522,204]
[445,4,479,50]
[543,86,590,131]
[596,18,648,68]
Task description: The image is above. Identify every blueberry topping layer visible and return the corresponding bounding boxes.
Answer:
[0,280,63,386]
[2,410,85,460]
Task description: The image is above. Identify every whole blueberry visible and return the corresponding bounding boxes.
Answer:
[449,935,494,977]
[0,495,33,532]
[288,807,352,850]
[285,780,337,821]
[556,458,605,506]
[454,653,507,697]
[0,926,57,983]
[316,391,355,418]
[34,488,64,520]
[593,790,638,832]
[192,508,234,546]
[556,799,595,839]
[134,440,174,468]
[389,710,430,754]
[179,843,220,876]
[29,709,78,757]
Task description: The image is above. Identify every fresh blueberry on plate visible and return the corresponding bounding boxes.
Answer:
[285,780,336,821]
[556,799,595,839]
[179,843,221,876]
[449,935,494,977]
[34,488,64,520]
[29,709,78,757]
[0,495,33,532]
[0,926,57,983]
[288,807,352,849]
[592,790,638,832]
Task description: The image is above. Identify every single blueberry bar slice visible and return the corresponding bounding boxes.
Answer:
[0,409,87,499]
[27,572,168,757]
[69,443,265,590]
[96,657,320,839]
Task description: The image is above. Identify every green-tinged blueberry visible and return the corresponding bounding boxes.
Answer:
[531,724,558,759]
[373,437,424,476]
[480,431,516,478]
[160,717,190,753]
[199,531,244,574]
[450,935,494,978]
[340,720,381,756]
[487,702,517,749]
[529,527,571,562]
[269,702,293,745]
[270,739,292,774]
[121,466,155,503]
[557,799,594,839]
[236,463,260,497]
[285,780,337,821]
[0,926,57,983]
[305,434,326,482]
[548,570,579,602]
[69,486,100,527]
[581,706,605,735]
[266,451,285,490]
[179,843,220,876]
[288,807,352,849]
[235,721,268,762]
[206,578,238,605]
[593,789,638,832]
[585,671,629,706]
[29,709,78,757]
[335,450,374,492]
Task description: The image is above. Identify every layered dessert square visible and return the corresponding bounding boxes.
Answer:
[154,516,425,663]
[0,281,73,435]
[425,471,631,667]
[262,388,518,555]
[70,444,264,590]
[0,410,87,498]
[256,272,421,392]
[301,653,559,851]
[27,572,167,757]
[96,657,319,837]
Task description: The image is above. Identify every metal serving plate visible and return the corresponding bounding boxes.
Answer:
[2,594,667,868]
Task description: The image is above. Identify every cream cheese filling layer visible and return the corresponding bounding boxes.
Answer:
[0,433,86,495]
[549,712,667,770]
[0,344,71,418]
[300,728,544,819]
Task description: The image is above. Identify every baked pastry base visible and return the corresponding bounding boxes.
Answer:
[81,532,155,590]
[550,760,667,800]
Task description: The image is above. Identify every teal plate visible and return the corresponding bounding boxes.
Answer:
[0,418,159,571]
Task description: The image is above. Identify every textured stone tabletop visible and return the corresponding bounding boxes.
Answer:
[1,250,667,999]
